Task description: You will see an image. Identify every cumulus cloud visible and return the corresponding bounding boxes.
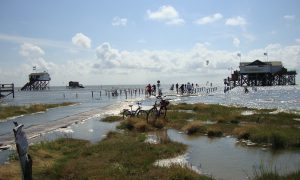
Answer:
[92,42,300,84]
[147,5,185,25]
[4,41,300,86]
[72,33,91,48]
[112,16,127,26]
[18,43,56,73]
[283,15,295,20]
[95,42,121,68]
[194,13,223,25]
[233,38,240,48]
[19,43,45,58]
[225,16,247,26]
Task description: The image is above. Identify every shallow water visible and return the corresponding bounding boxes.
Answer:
[174,86,300,111]
[1,85,300,179]
[30,116,119,144]
[168,129,300,180]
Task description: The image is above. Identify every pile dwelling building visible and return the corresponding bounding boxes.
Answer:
[224,60,297,87]
[21,71,51,91]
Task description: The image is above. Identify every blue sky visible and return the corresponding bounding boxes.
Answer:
[0,0,300,86]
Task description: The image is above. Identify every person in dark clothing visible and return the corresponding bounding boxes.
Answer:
[175,83,179,94]
[179,84,184,94]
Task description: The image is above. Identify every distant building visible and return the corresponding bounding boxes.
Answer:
[67,81,84,88]
[21,71,51,91]
[224,60,297,87]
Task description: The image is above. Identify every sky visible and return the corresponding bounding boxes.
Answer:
[0,0,300,86]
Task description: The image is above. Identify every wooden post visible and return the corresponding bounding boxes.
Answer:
[92,91,94,98]
[13,122,32,180]
[12,83,15,98]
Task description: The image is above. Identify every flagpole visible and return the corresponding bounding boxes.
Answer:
[264,52,268,62]
[237,53,241,62]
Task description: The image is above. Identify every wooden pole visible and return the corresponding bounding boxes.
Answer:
[12,83,15,98]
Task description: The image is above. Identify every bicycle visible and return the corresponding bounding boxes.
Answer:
[147,96,170,124]
[122,102,148,120]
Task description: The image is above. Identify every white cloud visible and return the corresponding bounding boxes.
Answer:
[0,33,70,49]
[72,33,91,48]
[147,5,185,25]
[18,43,56,73]
[233,38,240,48]
[283,15,295,20]
[194,13,223,25]
[225,16,247,26]
[112,16,127,26]
[95,42,121,68]
[3,41,300,86]
[166,18,185,25]
[19,43,45,58]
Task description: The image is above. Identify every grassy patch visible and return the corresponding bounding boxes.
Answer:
[118,117,155,132]
[167,103,300,149]
[0,102,76,121]
[248,126,300,149]
[101,115,122,122]
[105,102,300,149]
[253,165,300,180]
[0,132,210,179]
[182,121,207,135]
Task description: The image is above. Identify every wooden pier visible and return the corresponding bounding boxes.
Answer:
[224,60,297,88]
[0,83,14,98]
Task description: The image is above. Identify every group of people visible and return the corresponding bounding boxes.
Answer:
[145,80,162,97]
[145,84,156,96]
[174,82,199,95]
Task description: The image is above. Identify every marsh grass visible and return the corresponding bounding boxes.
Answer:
[112,102,300,149]
[118,117,154,132]
[0,132,211,179]
[101,115,122,122]
[182,121,207,135]
[252,165,300,180]
[0,102,76,121]
[167,103,300,149]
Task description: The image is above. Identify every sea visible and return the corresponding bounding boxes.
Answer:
[0,84,300,180]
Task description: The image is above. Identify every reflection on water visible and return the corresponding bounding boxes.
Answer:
[167,129,300,180]
[30,117,119,144]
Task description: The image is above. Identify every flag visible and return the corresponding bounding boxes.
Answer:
[264,52,268,56]
[33,66,36,71]
[237,53,241,57]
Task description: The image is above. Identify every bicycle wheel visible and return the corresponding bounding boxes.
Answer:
[137,110,148,120]
[123,110,131,120]
[147,108,158,124]
[160,106,167,119]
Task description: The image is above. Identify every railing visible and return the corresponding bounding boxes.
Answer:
[0,83,14,98]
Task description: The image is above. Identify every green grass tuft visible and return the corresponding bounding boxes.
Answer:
[101,115,122,122]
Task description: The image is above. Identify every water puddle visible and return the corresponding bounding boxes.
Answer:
[167,129,300,180]
[241,110,256,116]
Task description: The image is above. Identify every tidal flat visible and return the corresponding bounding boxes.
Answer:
[1,102,300,179]
[0,102,76,121]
